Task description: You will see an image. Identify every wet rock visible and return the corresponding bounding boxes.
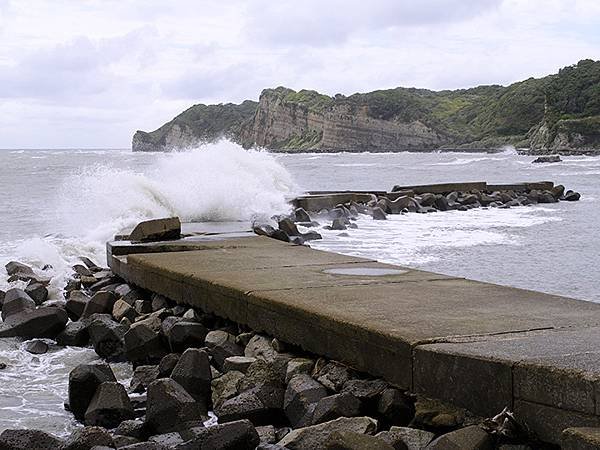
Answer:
[80,256,102,273]
[73,264,94,277]
[86,314,126,359]
[145,378,204,434]
[294,208,311,223]
[330,218,347,230]
[458,194,479,205]
[371,207,387,220]
[0,429,63,450]
[64,278,82,295]
[170,348,211,411]
[130,365,160,393]
[324,431,394,450]
[376,388,415,426]
[277,416,378,449]
[56,321,90,347]
[390,196,419,213]
[158,353,180,378]
[284,374,328,428]
[82,291,118,318]
[112,299,137,323]
[312,392,362,424]
[129,217,181,243]
[124,321,167,366]
[215,383,285,426]
[427,425,492,450]
[212,370,245,409]
[24,339,49,354]
[112,435,140,447]
[0,307,68,339]
[25,282,48,305]
[537,191,558,203]
[5,261,50,285]
[172,420,260,450]
[65,291,90,321]
[532,155,561,163]
[205,330,244,369]
[69,361,117,421]
[278,218,301,237]
[1,289,36,321]
[434,196,451,211]
[314,361,356,392]
[419,193,437,207]
[85,381,134,428]
[62,426,114,450]
[563,190,581,201]
[376,426,435,450]
[224,356,256,373]
[166,321,208,353]
[133,299,151,315]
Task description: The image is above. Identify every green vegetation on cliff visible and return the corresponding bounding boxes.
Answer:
[133,60,600,153]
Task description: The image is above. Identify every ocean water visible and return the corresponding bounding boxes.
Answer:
[0,141,598,434]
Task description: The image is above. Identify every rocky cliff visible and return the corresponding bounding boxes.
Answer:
[133,60,600,153]
[132,101,257,152]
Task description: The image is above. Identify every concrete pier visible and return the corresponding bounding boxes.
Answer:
[107,231,600,444]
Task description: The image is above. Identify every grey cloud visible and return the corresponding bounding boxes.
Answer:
[243,0,503,46]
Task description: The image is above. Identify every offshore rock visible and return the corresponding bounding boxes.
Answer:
[0,307,68,339]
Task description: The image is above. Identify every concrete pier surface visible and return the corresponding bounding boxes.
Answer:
[108,231,600,445]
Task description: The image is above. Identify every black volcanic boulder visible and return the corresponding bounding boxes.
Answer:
[174,420,260,450]
[170,348,212,411]
[124,321,168,366]
[5,261,50,285]
[56,321,90,347]
[82,291,117,318]
[86,313,126,359]
[68,361,117,421]
[0,307,68,339]
[166,321,208,353]
[65,290,90,321]
[24,282,48,305]
[1,289,36,321]
[84,381,134,428]
[0,429,64,450]
[145,378,205,434]
[563,190,581,201]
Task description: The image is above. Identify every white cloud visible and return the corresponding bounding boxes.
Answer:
[0,0,599,148]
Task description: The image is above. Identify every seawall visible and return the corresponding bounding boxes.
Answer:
[107,209,600,446]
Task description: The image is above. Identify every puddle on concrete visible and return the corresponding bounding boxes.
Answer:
[323,267,408,276]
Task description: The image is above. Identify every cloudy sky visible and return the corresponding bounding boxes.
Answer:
[0,0,599,148]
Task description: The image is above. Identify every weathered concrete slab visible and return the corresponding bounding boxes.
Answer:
[108,236,600,444]
[392,182,487,194]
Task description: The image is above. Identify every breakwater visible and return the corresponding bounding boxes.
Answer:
[0,180,596,449]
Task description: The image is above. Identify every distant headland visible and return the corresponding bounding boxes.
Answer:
[133,59,600,155]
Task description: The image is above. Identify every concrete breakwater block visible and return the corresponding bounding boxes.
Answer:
[128,217,181,243]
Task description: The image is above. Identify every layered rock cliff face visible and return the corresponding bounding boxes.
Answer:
[133,60,600,153]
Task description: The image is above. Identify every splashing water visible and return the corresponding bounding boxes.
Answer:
[0,141,297,296]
